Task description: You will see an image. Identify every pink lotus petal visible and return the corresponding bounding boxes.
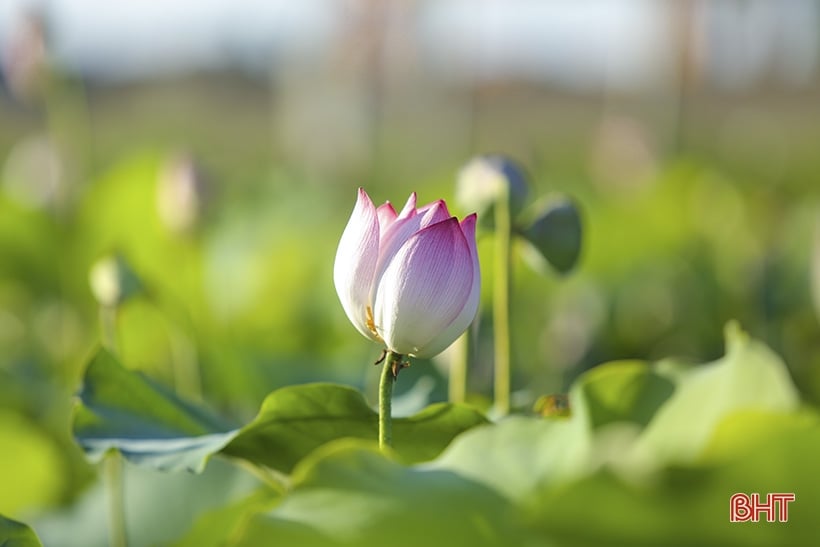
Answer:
[333,188,382,342]
[376,201,398,236]
[373,199,452,289]
[397,192,417,219]
[418,198,451,218]
[418,200,451,229]
[372,192,421,270]
[373,217,473,356]
[415,213,480,357]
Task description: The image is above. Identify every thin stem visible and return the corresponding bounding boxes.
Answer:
[168,325,203,402]
[449,330,469,403]
[99,304,127,546]
[494,188,512,416]
[379,351,402,449]
[105,453,127,547]
[99,305,118,353]
[158,248,204,402]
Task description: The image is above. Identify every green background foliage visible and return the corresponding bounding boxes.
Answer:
[3,5,820,544]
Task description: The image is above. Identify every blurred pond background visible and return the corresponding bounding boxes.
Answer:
[2,0,820,539]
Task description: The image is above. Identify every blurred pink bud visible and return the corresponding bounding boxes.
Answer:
[156,153,206,234]
[334,188,480,358]
[1,11,48,102]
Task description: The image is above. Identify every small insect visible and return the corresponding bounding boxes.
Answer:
[533,394,571,418]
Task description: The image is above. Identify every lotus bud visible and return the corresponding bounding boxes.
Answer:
[1,11,49,103]
[89,254,142,308]
[156,153,207,235]
[334,189,480,358]
[455,155,529,225]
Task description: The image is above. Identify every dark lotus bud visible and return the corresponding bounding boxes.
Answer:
[455,155,529,223]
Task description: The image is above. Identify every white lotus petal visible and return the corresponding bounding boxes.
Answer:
[333,188,381,341]
[373,217,473,356]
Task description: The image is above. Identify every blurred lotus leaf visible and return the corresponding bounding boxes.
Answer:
[0,515,43,547]
[236,440,521,547]
[72,349,238,473]
[520,196,582,274]
[0,410,65,516]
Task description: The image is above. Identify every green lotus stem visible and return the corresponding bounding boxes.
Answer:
[99,304,128,547]
[449,330,469,403]
[99,305,119,354]
[494,187,512,416]
[168,323,203,402]
[379,351,402,449]
[105,440,128,547]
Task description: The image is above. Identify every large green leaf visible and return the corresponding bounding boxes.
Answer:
[632,323,800,464]
[700,408,820,463]
[235,440,523,547]
[170,489,280,547]
[430,416,592,502]
[574,360,676,431]
[73,349,238,473]
[73,350,487,474]
[223,387,487,471]
[0,515,42,547]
